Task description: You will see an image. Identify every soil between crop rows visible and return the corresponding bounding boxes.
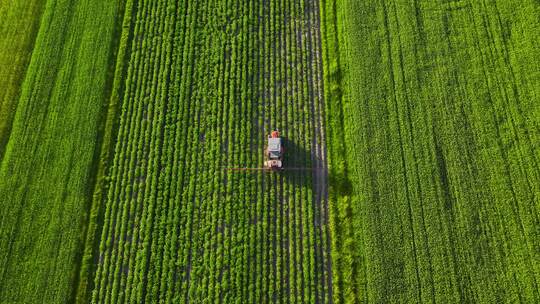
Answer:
[87,0,333,303]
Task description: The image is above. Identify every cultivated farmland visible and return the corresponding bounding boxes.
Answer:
[0,0,44,156]
[0,0,124,302]
[0,0,538,303]
[322,0,539,303]
[82,0,332,303]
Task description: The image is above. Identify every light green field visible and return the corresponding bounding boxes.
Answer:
[0,0,45,157]
[321,0,539,302]
[0,0,123,302]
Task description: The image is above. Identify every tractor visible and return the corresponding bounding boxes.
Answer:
[264,129,284,170]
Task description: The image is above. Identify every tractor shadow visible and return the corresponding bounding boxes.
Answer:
[277,137,322,187]
[328,168,352,197]
[280,137,352,197]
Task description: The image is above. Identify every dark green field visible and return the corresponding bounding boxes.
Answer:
[0,0,538,303]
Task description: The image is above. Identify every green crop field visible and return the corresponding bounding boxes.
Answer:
[83,0,331,303]
[0,0,538,303]
[321,0,539,303]
[0,0,124,302]
[0,1,44,154]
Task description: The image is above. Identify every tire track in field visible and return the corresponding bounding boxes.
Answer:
[308,0,333,301]
[380,1,423,302]
[306,0,330,301]
[298,1,313,301]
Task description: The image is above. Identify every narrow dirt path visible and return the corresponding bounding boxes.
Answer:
[307,0,333,302]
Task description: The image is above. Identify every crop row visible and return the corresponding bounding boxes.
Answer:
[87,0,332,303]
